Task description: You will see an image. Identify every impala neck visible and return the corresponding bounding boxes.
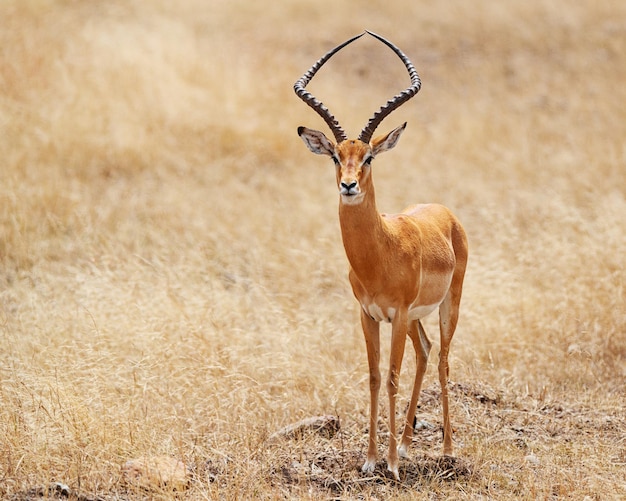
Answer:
[338,183,386,273]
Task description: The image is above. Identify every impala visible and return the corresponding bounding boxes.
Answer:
[294,31,468,479]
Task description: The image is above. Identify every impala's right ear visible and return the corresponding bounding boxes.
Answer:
[297,126,336,156]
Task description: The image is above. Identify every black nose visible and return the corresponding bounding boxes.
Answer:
[341,181,357,191]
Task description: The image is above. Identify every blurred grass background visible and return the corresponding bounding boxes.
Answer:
[1,0,624,498]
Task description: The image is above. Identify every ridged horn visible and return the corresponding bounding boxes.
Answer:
[357,31,421,144]
[294,32,365,143]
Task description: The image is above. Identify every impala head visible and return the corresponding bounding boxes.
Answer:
[294,31,421,204]
[297,123,406,205]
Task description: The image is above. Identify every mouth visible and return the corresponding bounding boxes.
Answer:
[340,192,363,205]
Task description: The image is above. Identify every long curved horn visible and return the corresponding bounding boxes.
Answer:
[294,33,365,143]
[358,31,422,144]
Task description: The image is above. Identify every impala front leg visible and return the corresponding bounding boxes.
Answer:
[360,310,381,474]
[387,307,408,480]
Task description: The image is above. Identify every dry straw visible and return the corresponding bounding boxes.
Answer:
[1,0,624,499]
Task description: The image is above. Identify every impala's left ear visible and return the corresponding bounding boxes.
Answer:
[371,122,407,156]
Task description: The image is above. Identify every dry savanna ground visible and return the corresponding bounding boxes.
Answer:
[1,1,625,499]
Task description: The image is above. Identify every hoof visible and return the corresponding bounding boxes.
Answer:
[387,464,400,481]
[398,443,410,459]
[361,459,376,474]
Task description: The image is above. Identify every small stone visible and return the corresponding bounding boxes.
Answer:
[290,461,307,474]
[524,454,540,465]
[567,343,581,355]
[270,415,340,440]
[310,463,324,476]
[49,482,70,497]
[414,419,435,430]
[122,455,189,491]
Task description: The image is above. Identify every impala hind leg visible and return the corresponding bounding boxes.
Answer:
[438,291,461,456]
[438,219,467,456]
[360,310,381,474]
[399,319,431,458]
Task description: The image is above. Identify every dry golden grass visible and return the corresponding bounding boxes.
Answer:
[1,0,625,499]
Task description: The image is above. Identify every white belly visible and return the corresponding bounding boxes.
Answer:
[408,302,440,320]
[362,301,440,323]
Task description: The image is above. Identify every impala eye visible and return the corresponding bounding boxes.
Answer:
[363,156,373,166]
[332,156,340,165]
